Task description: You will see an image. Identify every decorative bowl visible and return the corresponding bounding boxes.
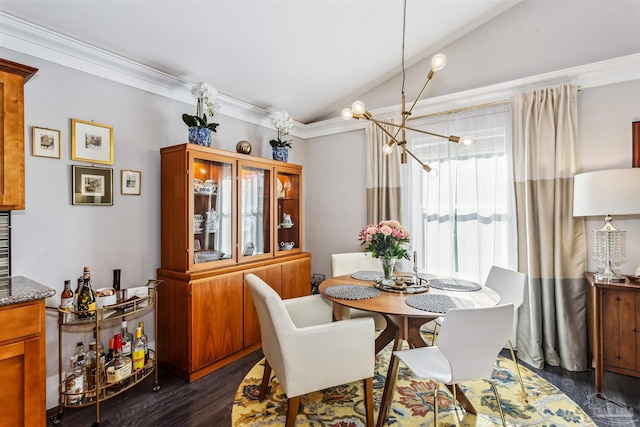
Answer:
[95,288,117,307]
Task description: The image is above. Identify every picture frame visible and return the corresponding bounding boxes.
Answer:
[121,169,141,195]
[71,118,114,165]
[633,121,639,168]
[32,126,61,159]
[72,165,113,206]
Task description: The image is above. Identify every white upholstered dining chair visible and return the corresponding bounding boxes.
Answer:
[395,304,515,426]
[430,266,528,401]
[246,274,375,427]
[331,252,387,330]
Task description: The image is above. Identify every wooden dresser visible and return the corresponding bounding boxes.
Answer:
[585,272,640,393]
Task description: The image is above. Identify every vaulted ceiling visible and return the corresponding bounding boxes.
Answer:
[0,0,521,124]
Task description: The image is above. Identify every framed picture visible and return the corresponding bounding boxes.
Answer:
[72,165,113,206]
[32,126,61,158]
[633,121,639,168]
[121,169,141,195]
[71,119,114,165]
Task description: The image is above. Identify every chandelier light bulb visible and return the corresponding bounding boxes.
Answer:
[383,140,395,155]
[459,135,474,148]
[352,100,366,115]
[431,54,447,71]
[427,167,439,178]
[341,108,353,120]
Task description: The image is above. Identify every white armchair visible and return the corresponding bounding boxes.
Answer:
[331,252,387,329]
[246,274,375,427]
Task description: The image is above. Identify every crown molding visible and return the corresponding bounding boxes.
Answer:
[0,12,277,131]
[299,53,640,139]
[1,12,637,140]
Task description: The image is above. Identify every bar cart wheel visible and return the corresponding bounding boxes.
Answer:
[91,421,101,427]
[50,412,64,425]
[153,382,160,392]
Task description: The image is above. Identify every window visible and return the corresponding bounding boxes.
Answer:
[401,103,516,283]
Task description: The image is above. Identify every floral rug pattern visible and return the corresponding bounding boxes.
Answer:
[232,339,596,426]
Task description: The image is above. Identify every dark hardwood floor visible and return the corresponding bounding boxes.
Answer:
[47,349,640,427]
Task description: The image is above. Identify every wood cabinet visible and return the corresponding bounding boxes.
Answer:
[585,272,640,394]
[158,144,311,382]
[0,299,46,427]
[0,59,37,210]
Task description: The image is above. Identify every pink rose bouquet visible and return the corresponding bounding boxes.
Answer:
[358,220,411,260]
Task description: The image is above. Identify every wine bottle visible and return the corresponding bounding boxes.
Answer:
[77,267,96,319]
[60,280,74,323]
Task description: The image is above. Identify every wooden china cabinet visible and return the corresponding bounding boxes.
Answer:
[157,143,310,382]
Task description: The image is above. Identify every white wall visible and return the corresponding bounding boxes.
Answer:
[577,80,640,273]
[305,129,367,277]
[0,49,305,409]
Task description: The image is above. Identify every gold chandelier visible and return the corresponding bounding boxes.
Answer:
[341,0,473,175]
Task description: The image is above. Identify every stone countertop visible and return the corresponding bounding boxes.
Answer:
[0,276,56,307]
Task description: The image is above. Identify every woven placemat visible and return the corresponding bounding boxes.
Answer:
[323,284,380,300]
[350,271,382,281]
[405,294,474,313]
[428,278,481,292]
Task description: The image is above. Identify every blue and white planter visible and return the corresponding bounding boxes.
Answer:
[272,147,289,162]
[188,127,212,147]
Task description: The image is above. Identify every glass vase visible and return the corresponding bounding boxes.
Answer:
[379,256,396,281]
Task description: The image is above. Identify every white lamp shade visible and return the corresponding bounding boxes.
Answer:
[573,168,640,217]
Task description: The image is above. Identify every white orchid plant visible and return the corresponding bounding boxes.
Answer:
[182,82,220,132]
[270,111,294,148]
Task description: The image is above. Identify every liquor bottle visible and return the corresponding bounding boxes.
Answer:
[77,268,96,319]
[106,334,132,387]
[65,355,85,405]
[90,327,106,369]
[85,343,97,401]
[66,341,86,404]
[138,321,148,362]
[132,327,145,378]
[120,320,133,357]
[105,337,115,364]
[60,280,74,323]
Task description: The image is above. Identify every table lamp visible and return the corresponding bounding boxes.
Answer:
[573,168,640,282]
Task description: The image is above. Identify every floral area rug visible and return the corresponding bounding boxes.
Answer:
[232,338,596,426]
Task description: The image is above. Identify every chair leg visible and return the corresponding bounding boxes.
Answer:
[485,379,507,427]
[363,377,374,426]
[507,339,528,403]
[285,396,300,427]
[431,322,439,346]
[259,359,272,401]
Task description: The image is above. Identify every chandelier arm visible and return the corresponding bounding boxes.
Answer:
[405,71,436,116]
[368,117,401,145]
[403,145,432,172]
[373,119,456,142]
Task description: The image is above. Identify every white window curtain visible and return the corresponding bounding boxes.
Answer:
[401,103,516,283]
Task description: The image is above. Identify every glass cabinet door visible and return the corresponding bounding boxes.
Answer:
[238,161,272,261]
[191,156,234,266]
[276,168,300,254]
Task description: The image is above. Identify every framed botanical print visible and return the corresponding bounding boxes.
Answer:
[32,126,61,158]
[72,165,113,206]
[121,169,141,195]
[71,119,114,165]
